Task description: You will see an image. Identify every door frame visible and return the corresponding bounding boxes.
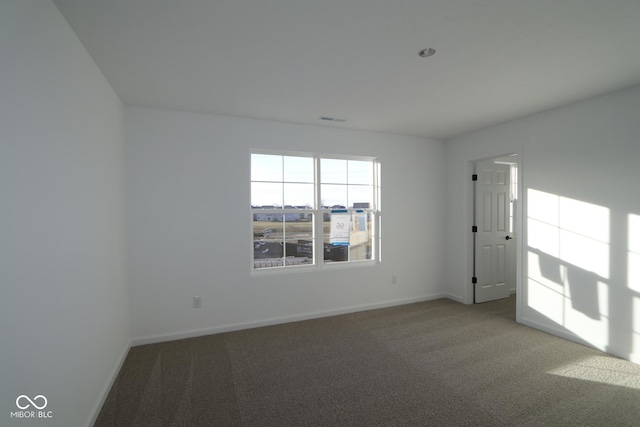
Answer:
[465,153,524,321]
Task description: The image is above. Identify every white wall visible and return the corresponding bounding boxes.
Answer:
[445,85,640,363]
[0,1,129,426]
[126,106,446,343]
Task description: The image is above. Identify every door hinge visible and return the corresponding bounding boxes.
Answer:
[472,174,478,181]
[472,226,478,233]
[472,277,477,284]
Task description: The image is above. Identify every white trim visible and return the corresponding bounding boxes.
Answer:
[84,341,131,427]
[520,317,639,364]
[444,293,465,304]
[251,258,379,277]
[520,317,595,348]
[131,294,448,346]
[466,152,524,313]
[251,152,381,272]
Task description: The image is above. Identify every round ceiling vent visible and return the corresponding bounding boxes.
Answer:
[418,48,436,58]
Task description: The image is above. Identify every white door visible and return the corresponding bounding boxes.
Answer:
[474,161,513,303]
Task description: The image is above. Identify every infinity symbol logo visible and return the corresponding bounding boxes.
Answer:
[16,395,48,410]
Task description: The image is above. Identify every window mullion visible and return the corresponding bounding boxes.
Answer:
[314,156,322,266]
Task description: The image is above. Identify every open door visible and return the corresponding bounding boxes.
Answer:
[474,160,513,303]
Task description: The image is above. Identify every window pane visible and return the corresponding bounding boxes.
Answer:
[253,215,284,268]
[321,212,373,263]
[322,214,348,262]
[348,160,373,185]
[283,183,314,208]
[284,214,313,239]
[252,154,282,182]
[284,214,314,266]
[348,185,373,208]
[253,215,283,240]
[350,212,373,261]
[320,184,347,208]
[321,158,347,184]
[284,156,313,183]
[253,213,315,269]
[252,182,283,208]
[284,245,313,265]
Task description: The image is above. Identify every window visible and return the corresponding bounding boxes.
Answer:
[251,153,380,270]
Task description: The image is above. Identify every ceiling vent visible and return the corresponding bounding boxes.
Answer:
[319,116,347,122]
[418,48,436,58]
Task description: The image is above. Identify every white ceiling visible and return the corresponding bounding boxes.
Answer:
[53,0,640,140]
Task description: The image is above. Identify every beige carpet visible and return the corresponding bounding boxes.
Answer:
[95,296,640,426]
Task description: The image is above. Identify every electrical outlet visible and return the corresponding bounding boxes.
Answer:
[193,296,201,308]
[392,275,398,285]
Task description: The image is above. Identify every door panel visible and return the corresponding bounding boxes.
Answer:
[497,193,507,231]
[497,244,506,283]
[475,161,513,303]
[483,193,492,231]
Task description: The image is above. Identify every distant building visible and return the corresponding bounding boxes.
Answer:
[253,212,310,222]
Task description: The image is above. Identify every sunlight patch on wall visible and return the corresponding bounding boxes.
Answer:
[527,276,564,325]
[563,281,609,344]
[528,251,564,294]
[559,229,609,279]
[527,190,560,258]
[629,214,640,294]
[557,195,609,278]
[527,189,609,278]
[630,214,640,355]
[547,355,640,390]
[559,197,609,244]
[527,254,609,343]
[527,189,610,346]
[528,189,559,226]
[634,297,640,356]
[627,214,640,353]
[528,218,560,258]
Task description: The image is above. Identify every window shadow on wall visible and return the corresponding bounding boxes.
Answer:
[532,247,601,321]
[526,188,640,362]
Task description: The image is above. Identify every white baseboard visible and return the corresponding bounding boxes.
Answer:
[131,293,449,346]
[443,293,465,304]
[84,341,131,427]
[520,317,640,364]
[520,317,593,347]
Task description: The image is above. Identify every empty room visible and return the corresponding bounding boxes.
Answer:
[2,1,640,426]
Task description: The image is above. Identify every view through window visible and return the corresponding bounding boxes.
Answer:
[251,153,380,270]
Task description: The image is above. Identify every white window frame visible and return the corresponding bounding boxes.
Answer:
[251,151,381,274]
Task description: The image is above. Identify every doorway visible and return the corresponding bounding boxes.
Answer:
[472,155,519,304]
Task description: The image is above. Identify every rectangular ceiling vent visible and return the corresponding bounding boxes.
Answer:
[319,116,347,123]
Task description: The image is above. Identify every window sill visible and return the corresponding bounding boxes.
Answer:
[250,259,379,277]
